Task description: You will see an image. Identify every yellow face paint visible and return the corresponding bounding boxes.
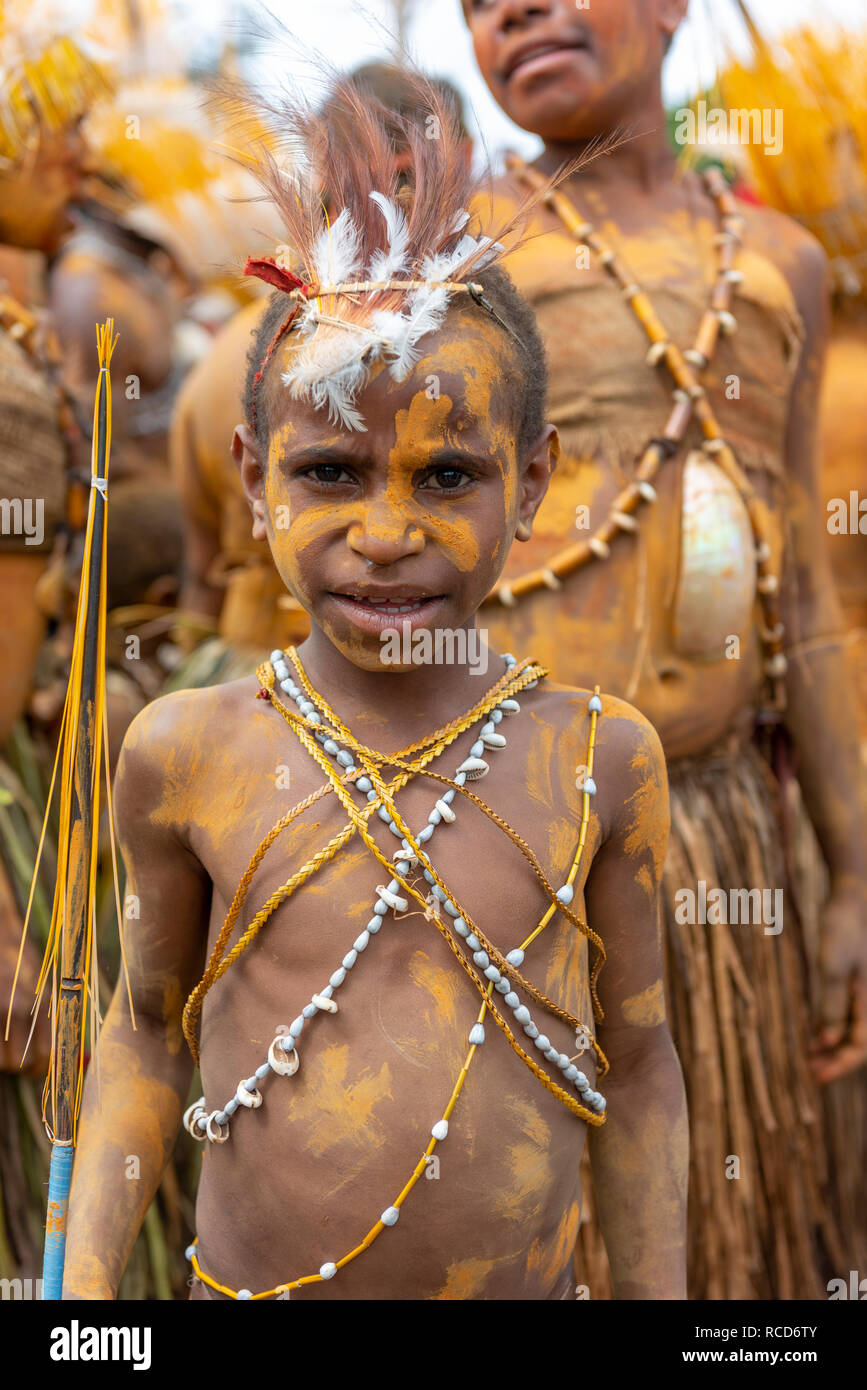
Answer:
[256,310,532,670]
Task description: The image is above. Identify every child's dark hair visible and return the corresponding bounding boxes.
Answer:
[243,261,548,461]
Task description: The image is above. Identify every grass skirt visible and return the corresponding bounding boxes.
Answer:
[576,736,865,1299]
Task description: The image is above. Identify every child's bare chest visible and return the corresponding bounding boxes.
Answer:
[184,688,602,1298]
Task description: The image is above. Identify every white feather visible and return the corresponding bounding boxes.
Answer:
[373,283,450,382]
[312,208,363,287]
[367,192,411,282]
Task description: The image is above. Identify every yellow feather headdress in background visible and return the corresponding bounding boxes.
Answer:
[721,23,867,295]
[0,0,112,167]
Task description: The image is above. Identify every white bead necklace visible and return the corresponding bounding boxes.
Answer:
[184,650,605,1150]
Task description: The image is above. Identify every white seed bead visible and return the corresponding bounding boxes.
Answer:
[504,991,520,1009]
[469,1023,486,1046]
[378,887,408,912]
[473,950,490,968]
[583,778,597,796]
[564,1064,580,1082]
[302,1002,318,1018]
[289,1016,305,1038]
[381,1206,400,1227]
[506,948,524,968]
[342,949,358,970]
[431,1119,449,1141]
[484,965,502,982]
[588,694,603,713]
[524,1023,539,1040]
[237,1289,253,1300]
[319,1263,337,1281]
[354,931,370,952]
[514,1005,531,1025]
[454,918,470,937]
[535,1034,551,1051]
[270,649,284,665]
[494,978,511,994]
[330,967,347,988]
[556,884,574,905]
[557,1053,571,1070]
[185,1244,197,1261]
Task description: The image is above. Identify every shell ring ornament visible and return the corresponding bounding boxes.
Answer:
[268,1035,300,1076]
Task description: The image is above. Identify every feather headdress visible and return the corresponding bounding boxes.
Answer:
[225,65,568,432]
[0,1,112,168]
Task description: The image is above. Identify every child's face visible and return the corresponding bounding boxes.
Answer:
[462,0,683,142]
[235,311,556,671]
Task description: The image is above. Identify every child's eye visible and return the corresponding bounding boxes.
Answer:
[421,467,473,492]
[304,463,354,485]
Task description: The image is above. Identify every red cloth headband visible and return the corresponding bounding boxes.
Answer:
[243,258,314,438]
[243,256,311,298]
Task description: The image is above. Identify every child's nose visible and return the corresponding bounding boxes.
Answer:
[346,501,425,565]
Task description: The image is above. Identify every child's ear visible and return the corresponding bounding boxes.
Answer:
[233,424,268,542]
[659,0,689,45]
[515,424,559,542]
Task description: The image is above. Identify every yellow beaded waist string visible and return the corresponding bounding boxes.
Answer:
[182,648,607,1299]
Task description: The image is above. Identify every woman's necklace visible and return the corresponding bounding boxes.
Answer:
[183,648,606,1299]
[484,157,787,711]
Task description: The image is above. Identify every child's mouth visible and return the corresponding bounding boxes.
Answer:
[327,591,446,636]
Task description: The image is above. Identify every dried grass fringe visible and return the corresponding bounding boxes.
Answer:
[576,740,866,1299]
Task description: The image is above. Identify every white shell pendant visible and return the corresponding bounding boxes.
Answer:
[269,1036,300,1076]
[457,756,489,780]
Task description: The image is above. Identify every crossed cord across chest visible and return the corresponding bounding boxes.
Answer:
[181,648,607,1299]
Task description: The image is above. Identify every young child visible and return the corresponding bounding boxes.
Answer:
[62,74,685,1301]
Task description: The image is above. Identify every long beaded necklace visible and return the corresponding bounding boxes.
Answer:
[183,648,607,1299]
[483,157,787,711]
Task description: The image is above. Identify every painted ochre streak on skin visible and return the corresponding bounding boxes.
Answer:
[525,1199,581,1287]
[493,1095,555,1223]
[388,949,469,1074]
[285,1043,393,1159]
[621,977,665,1028]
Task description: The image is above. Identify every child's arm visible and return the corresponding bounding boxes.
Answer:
[777,231,867,1080]
[583,708,687,1299]
[62,700,210,1299]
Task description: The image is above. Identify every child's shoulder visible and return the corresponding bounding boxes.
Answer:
[117,676,262,792]
[532,680,666,799]
[734,195,830,297]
